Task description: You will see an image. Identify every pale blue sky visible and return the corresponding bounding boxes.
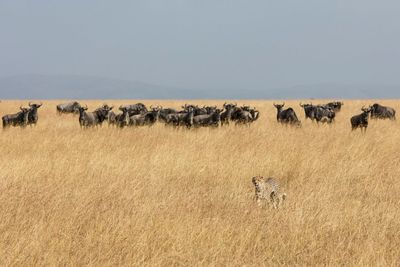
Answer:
[1,0,399,91]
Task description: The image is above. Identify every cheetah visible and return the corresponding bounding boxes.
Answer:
[252,176,286,209]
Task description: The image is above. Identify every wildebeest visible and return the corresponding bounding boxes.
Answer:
[220,103,237,125]
[314,105,335,124]
[181,104,208,116]
[27,102,43,126]
[231,105,259,125]
[158,107,177,123]
[350,106,371,132]
[165,108,194,128]
[370,103,396,120]
[324,101,343,112]
[299,103,335,123]
[113,106,131,128]
[193,109,221,127]
[121,103,148,116]
[128,106,161,126]
[77,105,110,127]
[106,110,117,126]
[299,103,316,121]
[94,104,113,125]
[273,103,301,126]
[2,106,31,128]
[56,101,81,114]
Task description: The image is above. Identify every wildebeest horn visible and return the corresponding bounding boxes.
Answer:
[20,105,24,110]
[299,102,303,107]
[29,102,32,106]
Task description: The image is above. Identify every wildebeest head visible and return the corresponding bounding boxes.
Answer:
[150,105,162,112]
[99,103,113,111]
[223,102,237,110]
[205,105,218,114]
[78,105,88,113]
[299,102,313,108]
[27,102,43,124]
[273,103,285,110]
[95,105,113,122]
[29,102,43,110]
[241,105,251,111]
[361,106,371,112]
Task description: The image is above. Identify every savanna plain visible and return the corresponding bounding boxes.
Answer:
[0,100,399,266]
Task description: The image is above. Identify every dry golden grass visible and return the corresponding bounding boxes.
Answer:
[0,99,399,266]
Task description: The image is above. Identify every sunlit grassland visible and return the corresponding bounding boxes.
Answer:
[0,99,399,266]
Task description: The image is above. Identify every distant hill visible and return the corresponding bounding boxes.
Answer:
[0,74,399,99]
[0,74,199,99]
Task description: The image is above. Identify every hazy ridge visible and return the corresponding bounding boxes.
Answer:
[1,74,400,99]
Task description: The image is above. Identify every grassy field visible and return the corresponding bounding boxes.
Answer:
[0,100,399,266]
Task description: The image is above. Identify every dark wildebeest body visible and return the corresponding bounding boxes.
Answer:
[158,108,177,123]
[170,108,194,128]
[350,107,371,132]
[27,102,42,126]
[324,101,343,112]
[106,110,117,126]
[230,106,259,125]
[182,104,208,116]
[57,101,81,114]
[121,103,148,116]
[128,107,161,126]
[314,106,335,124]
[114,107,130,128]
[2,106,30,128]
[234,108,258,124]
[193,109,221,127]
[94,104,113,126]
[370,103,396,120]
[77,106,110,127]
[299,103,316,121]
[274,103,301,126]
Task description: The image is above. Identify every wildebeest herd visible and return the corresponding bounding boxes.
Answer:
[1,101,396,131]
[54,102,260,128]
